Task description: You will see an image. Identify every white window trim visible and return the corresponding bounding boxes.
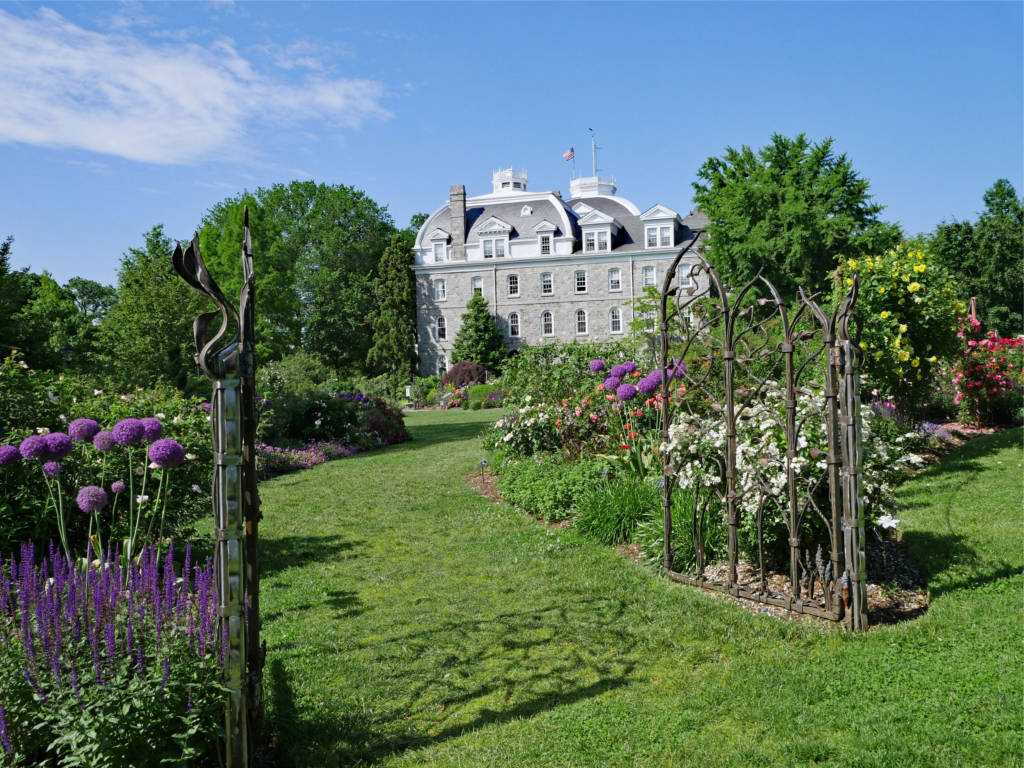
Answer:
[574,269,588,294]
[642,266,656,288]
[433,279,447,301]
[507,274,520,297]
[508,312,520,338]
[608,267,622,292]
[539,234,552,255]
[541,311,554,337]
[432,241,447,263]
[645,224,674,249]
[540,272,553,295]
[676,267,693,288]
[471,276,483,295]
[660,225,673,248]
[436,315,446,340]
[583,227,612,253]
[609,307,623,334]
[575,309,588,336]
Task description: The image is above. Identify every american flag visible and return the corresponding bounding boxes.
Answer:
[562,147,574,161]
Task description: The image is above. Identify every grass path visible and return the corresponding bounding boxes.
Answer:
[258,410,1022,767]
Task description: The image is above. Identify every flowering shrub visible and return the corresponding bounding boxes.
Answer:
[952,315,1024,425]
[0,542,223,765]
[499,339,643,406]
[835,243,965,408]
[662,385,925,563]
[258,440,358,478]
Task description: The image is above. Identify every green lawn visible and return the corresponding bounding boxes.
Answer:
[257,410,1023,767]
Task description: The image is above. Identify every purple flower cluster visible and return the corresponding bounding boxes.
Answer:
[93,431,116,451]
[140,417,163,442]
[0,445,18,467]
[589,359,605,373]
[68,418,101,442]
[113,418,146,446]
[76,485,109,512]
[257,440,358,479]
[148,439,185,469]
[1,542,219,732]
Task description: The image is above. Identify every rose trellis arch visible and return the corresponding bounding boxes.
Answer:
[657,237,868,630]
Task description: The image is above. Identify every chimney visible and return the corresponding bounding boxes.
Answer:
[450,184,466,261]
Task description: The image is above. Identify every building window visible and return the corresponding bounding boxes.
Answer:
[575,270,587,294]
[481,238,505,258]
[576,309,588,335]
[597,231,608,251]
[436,316,446,339]
[508,312,520,337]
[542,311,553,336]
[472,276,483,296]
[433,279,446,300]
[438,357,447,376]
[642,266,656,288]
[584,232,595,252]
[608,267,622,291]
[609,307,622,334]
[433,242,445,262]
[495,239,505,257]
[646,228,658,248]
[540,234,551,255]
[660,225,672,247]
[541,272,553,295]
[676,266,692,288]
[507,274,519,297]
[645,226,673,249]
[483,240,493,258]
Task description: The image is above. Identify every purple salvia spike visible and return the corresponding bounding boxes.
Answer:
[71,665,84,709]
[104,621,116,673]
[0,704,12,755]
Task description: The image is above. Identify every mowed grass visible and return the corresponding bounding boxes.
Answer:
[257,411,1023,768]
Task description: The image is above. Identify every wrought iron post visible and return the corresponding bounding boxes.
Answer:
[172,209,263,765]
[837,278,868,631]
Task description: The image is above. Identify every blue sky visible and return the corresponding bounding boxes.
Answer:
[1,1,1021,286]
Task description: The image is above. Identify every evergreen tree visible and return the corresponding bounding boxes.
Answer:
[451,294,508,374]
[366,234,417,391]
[692,133,901,300]
[931,179,1023,333]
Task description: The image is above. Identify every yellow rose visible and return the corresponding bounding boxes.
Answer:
[902,274,910,282]
[928,355,937,363]
[878,287,885,294]
[860,341,868,350]
[911,357,920,367]
[844,277,853,287]
[880,311,890,319]
[847,259,859,270]
[899,323,908,333]
[914,264,926,273]
[898,351,910,361]
[908,282,921,293]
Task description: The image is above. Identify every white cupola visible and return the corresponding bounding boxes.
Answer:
[570,175,617,198]
[492,167,528,193]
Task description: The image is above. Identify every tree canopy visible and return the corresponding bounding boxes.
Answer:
[692,133,901,300]
[929,179,1022,333]
[198,181,396,368]
[366,234,417,388]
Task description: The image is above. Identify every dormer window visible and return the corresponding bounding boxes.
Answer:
[433,242,445,262]
[577,209,618,254]
[426,228,451,262]
[645,225,672,249]
[540,234,551,255]
[478,216,511,260]
[482,238,506,258]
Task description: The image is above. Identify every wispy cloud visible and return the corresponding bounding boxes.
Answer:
[0,8,392,165]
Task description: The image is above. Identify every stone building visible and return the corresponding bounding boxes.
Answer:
[411,168,707,375]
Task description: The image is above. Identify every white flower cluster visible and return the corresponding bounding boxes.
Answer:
[662,385,922,530]
[492,402,559,456]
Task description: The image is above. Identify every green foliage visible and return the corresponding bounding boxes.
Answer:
[495,456,609,521]
[0,355,213,554]
[366,234,417,386]
[198,181,396,367]
[575,475,658,545]
[635,487,726,572]
[836,243,965,408]
[450,294,508,374]
[929,179,1023,333]
[100,225,211,392]
[467,384,501,404]
[500,338,643,405]
[693,132,901,301]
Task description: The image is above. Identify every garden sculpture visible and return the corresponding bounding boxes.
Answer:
[172,208,264,766]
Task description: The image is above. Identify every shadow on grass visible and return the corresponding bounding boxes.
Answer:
[260,535,365,577]
[912,427,1022,482]
[266,597,639,766]
[902,528,1022,598]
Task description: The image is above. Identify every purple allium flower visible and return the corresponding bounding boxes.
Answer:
[616,383,638,401]
[603,376,621,391]
[0,445,18,466]
[19,435,49,460]
[648,368,664,384]
[68,418,101,442]
[45,432,73,460]
[92,430,116,451]
[113,418,145,446]
[637,376,658,395]
[588,359,605,373]
[76,486,109,513]
[148,438,185,468]
[110,480,126,495]
[140,417,163,442]
[621,361,637,374]
[43,461,62,479]
[609,364,626,379]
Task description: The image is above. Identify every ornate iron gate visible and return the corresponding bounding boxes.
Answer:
[657,247,868,630]
[173,208,265,765]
